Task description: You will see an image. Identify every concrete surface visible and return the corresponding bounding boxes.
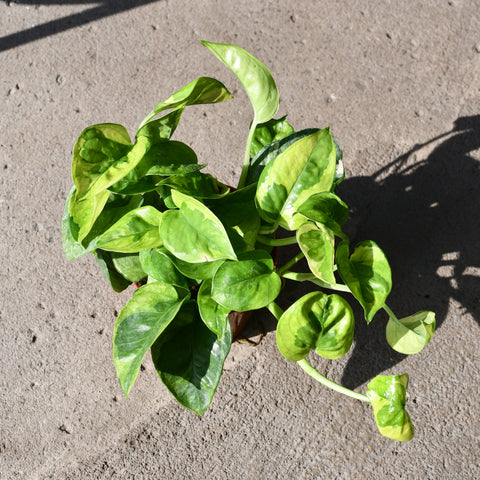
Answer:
[1,1,479,478]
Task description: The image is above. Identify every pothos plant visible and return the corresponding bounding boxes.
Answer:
[62,40,435,442]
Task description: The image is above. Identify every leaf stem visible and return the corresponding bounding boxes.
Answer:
[238,121,258,189]
[281,271,351,292]
[267,301,284,321]
[277,252,305,276]
[383,304,404,327]
[258,223,278,235]
[297,359,370,403]
[257,235,298,247]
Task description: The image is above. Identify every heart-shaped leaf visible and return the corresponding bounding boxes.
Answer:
[336,241,392,323]
[110,252,146,283]
[160,190,236,263]
[139,248,189,289]
[197,279,231,338]
[366,374,414,442]
[250,116,294,157]
[212,250,281,311]
[276,291,354,361]
[113,282,190,396]
[297,222,336,285]
[201,41,279,124]
[151,301,231,414]
[386,310,436,354]
[255,128,337,230]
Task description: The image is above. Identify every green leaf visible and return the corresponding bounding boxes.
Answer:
[165,252,225,281]
[255,128,337,230]
[297,222,336,285]
[94,249,131,292]
[201,40,279,124]
[94,206,163,253]
[151,301,232,414]
[250,116,294,157]
[111,252,146,283]
[62,186,87,260]
[276,291,354,361]
[386,310,436,354]
[139,248,189,289]
[136,108,184,141]
[158,172,229,199]
[139,77,233,128]
[160,190,236,263]
[366,374,414,442]
[332,136,345,191]
[246,128,320,186]
[197,279,231,338]
[336,241,392,323]
[113,282,190,396]
[212,250,281,311]
[298,192,349,238]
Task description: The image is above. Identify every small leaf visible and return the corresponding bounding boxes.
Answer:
[151,301,232,414]
[366,374,414,442]
[94,249,131,292]
[164,252,225,281]
[62,186,87,260]
[255,128,337,230]
[111,252,146,283]
[276,291,354,361]
[139,77,233,128]
[331,136,345,191]
[298,192,349,238]
[113,282,190,396]
[136,108,184,141]
[386,311,436,354]
[201,41,279,124]
[212,250,281,311]
[336,241,392,323]
[139,248,189,289]
[158,172,229,199]
[297,222,336,285]
[250,116,294,157]
[160,190,237,263]
[197,279,231,338]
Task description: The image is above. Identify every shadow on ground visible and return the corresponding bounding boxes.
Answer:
[1,0,161,52]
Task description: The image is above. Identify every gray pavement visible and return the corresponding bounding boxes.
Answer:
[1,1,480,478]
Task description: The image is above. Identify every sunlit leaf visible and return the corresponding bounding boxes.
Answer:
[250,116,294,157]
[197,279,231,338]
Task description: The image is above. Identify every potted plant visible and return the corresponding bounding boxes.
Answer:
[62,40,435,441]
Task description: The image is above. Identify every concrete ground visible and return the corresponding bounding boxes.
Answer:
[1,1,480,478]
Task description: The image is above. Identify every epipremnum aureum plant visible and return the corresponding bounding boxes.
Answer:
[62,40,436,442]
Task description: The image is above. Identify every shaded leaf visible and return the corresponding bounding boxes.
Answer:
[94,249,131,292]
[62,186,87,260]
[250,116,294,157]
[111,252,146,283]
[276,291,354,361]
[113,282,190,396]
[158,172,229,199]
[139,248,189,289]
[197,279,231,338]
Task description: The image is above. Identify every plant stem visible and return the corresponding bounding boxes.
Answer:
[257,235,298,247]
[267,301,284,321]
[277,252,305,276]
[383,304,404,327]
[281,271,351,292]
[297,359,370,403]
[238,120,258,189]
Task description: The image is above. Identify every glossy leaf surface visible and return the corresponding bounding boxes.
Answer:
[212,250,281,311]
[111,252,146,283]
[151,301,231,414]
[298,192,349,238]
[160,190,236,263]
[96,206,163,253]
[276,291,354,361]
[201,41,279,123]
[113,282,190,396]
[62,186,87,260]
[139,248,189,289]
[297,222,336,285]
[139,76,233,128]
[197,279,231,338]
[255,128,337,230]
[158,172,229,199]
[386,310,436,354]
[366,374,414,442]
[250,116,294,157]
[166,253,225,281]
[336,241,392,323]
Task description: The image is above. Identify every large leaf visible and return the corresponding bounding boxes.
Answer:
[139,76,233,128]
[298,192,349,238]
[201,41,279,124]
[94,249,131,292]
[151,301,232,414]
[366,374,414,442]
[95,206,163,253]
[297,222,336,285]
[160,190,236,263]
[276,291,354,361]
[336,241,392,323]
[212,250,281,311]
[158,172,229,199]
[139,248,189,289]
[255,128,337,230]
[246,128,319,186]
[113,282,190,396]
[250,116,294,157]
[386,310,436,354]
[197,279,231,338]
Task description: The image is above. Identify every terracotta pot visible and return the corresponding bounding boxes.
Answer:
[228,310,253,339]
